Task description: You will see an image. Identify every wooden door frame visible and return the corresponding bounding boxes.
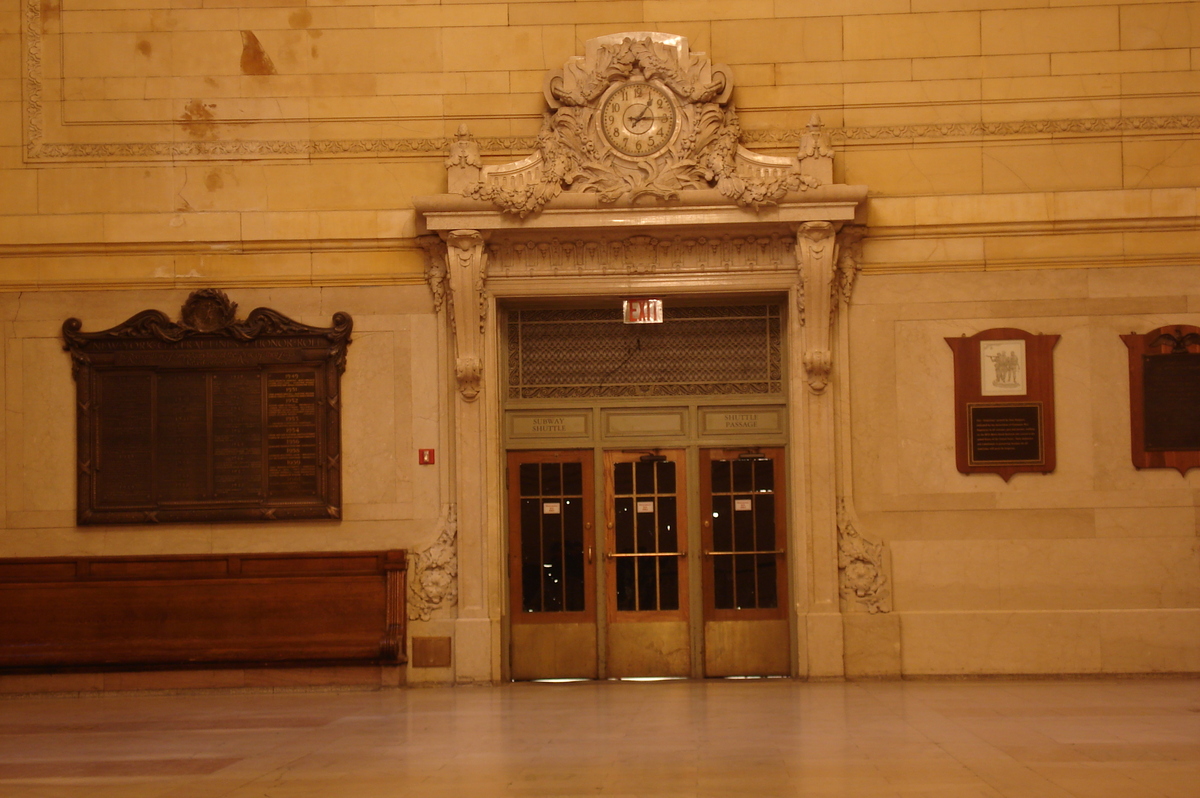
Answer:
[506,449,597,627]
[699,447,789,623]
[602,448,690,627]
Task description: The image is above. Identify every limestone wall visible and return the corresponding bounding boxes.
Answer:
[850,266,1200,675]
[0,1,1197,677]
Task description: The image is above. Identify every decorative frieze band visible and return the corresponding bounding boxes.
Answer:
[23,116,1200,163]
[486,234,798,278]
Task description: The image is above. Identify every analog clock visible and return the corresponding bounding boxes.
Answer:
[600,82,677,157]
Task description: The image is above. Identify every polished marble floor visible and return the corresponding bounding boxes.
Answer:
[1,677,1198,797]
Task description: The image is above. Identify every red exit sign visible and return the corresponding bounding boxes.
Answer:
[623,298,663,324]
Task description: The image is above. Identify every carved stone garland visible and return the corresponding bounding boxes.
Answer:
[837,500,892,614]
[408,504,460,621]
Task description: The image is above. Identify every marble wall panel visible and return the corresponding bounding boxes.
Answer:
[0,285,442,558]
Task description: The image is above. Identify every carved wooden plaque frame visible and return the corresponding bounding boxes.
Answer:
[946,328,1059,481]
[63,289,352,525]
[1121,325,1200,475]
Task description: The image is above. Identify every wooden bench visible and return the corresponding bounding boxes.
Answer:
[0,550,406,671]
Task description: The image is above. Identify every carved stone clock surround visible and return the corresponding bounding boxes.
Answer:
[415,33,881,683]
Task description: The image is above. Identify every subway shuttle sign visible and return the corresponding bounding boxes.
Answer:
[623,298,663,324]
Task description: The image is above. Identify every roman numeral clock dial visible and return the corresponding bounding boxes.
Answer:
[600,82,677,158]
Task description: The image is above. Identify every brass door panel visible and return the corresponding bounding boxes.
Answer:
[508,450,597,680]
[700,447,789,677]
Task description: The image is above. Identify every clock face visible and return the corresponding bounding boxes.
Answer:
[600,82,677,158]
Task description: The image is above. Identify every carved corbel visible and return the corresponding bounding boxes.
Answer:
[795,221,838,393]
[834,225,866,306]
[445,124,482,195]
[444,229,489,402]
[798,113,834,185]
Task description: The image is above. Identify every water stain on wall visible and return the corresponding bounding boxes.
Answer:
[136,40,152,57]
[240,31,277,76]
[180,100,217,140]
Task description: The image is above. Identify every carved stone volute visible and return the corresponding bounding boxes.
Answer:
[443,229,488,402]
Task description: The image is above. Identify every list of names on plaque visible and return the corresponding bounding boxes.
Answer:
[968,404,1043,465]
[96,373,155,507]
[66,294,350,524]
[213,372,264,500]
[266,370,319,499]
[155,372,209,502]
[1142,353,1200,451]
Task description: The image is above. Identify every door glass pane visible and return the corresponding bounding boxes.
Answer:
[616,559,637,611]
[636,503,656,553]
[755,494,775,551]
[708,455,782,612]
[612,456,682,613]
[614,462,633,495]
[733,498,754,551]
[541,463,561,495]
[637,557,659,611]
[735,553,756,609]
[732,459,753,492]
[713,554,734,609]
[659,558,679,611]
[520,498,541,612]
[754,458,774,492]
[656,461,676,494]
[712,460,730,493]
[712,495,732,551]
[756,555,778,609]
[614,497,634,553]
[542,504,563,612]
[517,459,587,614]
[520,463,539,496]
[563,496,585,611]
[657,496,677,552]
[563,462,583,495]
[635,461,655,493]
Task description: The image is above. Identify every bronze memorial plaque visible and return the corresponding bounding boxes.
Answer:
[946,328,1058,481]
[1122,325,1200,474]
[64,289,352,525]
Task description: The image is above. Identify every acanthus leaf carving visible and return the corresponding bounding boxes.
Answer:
[837,500,892,614]
[407,504,459,622]
[461,33,826,217]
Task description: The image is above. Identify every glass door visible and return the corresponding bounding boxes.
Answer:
[507,450,596,680]
[700,448,789,676]
[604,450,690,678]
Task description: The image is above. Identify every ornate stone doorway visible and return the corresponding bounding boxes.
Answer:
[415,32,875,683]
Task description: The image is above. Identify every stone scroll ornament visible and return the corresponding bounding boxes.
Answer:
[63,289,352,525]
[407,504,459,621]
[449,33,833,217]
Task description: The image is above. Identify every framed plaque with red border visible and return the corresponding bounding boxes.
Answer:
[1121,325,1200,475]
[945,328,1059,481]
